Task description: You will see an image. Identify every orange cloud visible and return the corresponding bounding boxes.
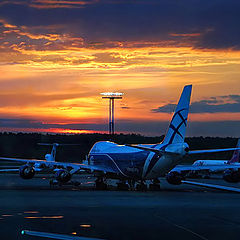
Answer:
[170,33,201,37]
[34,0,98,5]
[0,19,17,28]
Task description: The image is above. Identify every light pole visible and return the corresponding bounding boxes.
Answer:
[101,92,123,135]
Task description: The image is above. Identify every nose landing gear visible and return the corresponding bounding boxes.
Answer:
[136,181,148,191]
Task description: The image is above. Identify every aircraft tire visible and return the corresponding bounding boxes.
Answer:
[136,183,147,191]
[117,182,129,191]
[95,181,107,190]
[149,184,161,191]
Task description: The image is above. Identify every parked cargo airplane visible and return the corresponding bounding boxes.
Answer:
[1,85,240,192]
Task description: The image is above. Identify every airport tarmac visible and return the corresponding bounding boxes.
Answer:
[1,174,240,240]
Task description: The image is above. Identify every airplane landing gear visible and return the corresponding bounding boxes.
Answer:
[128,180,136,190]
[95,177,107,190]
[117,181,129,191]
[136,181,147,191]
[149,179,161,191]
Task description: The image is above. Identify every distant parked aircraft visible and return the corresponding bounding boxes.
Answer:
[171,139,240,182]
[0,143,79,182]
[193,139,240,167]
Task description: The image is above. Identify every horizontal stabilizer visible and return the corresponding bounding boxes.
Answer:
[126,144,179,155]
[182,180,240,193]
[188,147,240,155]
[21,230,104,240]
[125,144,163,154]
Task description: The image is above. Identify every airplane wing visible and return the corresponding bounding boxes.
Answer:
[0,156,65,169]
[182,180,240,193]
[188,147,240,154]
[78,164,115,173]
[0,169,19,172]
[171,164,240,175]
[21,230,104,240]
[0,157,117,174]
[0,157,47,164]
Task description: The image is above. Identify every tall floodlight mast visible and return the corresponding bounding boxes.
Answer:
[101,92,123,135]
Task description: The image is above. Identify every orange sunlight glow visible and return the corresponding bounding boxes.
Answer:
[0,127,105,135]
[24,216,64,219]
[49,128,98,134]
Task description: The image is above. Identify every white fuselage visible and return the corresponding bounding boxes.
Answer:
[192,160,240,173]
[193,160,228,166]
[89,141,189,180]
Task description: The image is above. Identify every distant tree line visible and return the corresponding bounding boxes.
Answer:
[0,132,238,164]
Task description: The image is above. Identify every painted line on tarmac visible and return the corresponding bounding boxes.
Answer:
[155,214,208,240]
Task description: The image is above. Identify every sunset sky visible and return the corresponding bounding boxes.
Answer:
[0,0,240,136]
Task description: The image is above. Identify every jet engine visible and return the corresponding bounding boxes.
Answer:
[55,169,72,183]
[223,169,240,183]
[19,165,35,179]
[166,171,183,185]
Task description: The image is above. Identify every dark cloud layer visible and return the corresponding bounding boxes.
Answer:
[152,95,240,113]
[0,0,240,49]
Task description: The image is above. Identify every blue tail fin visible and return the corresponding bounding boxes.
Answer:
[162,85,192,145]
[228,139,240,164]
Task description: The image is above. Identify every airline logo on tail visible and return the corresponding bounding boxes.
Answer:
[228,139,240,164]
[163,85,192,145]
